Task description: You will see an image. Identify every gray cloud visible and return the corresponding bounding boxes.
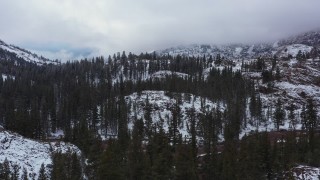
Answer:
[1,0,320,61]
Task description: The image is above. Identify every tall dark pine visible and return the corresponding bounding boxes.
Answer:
[274,99,285,131]
[144,96,153,139]
[305,98,318,152]
[0,158,11,180]
[288,104,296,129]
[21,167,28,180]
[169,100,181,149]
[128,118,147,180]
[37,163,47,180]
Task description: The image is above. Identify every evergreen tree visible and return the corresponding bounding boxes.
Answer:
[274,99,285,130]
[288,104,296,129]
[10,163,20,180]
[128,118,147,180]
[305,98,318,152]
[37,163,47,180]
[150,126,173,179]
[275,67,281,81]
[144,96,153,139]
[169,100,181,149]
[0,158,11,180]
[70,153,82,180]
[98,140,126,179]
[174,143,197,180]
[21,167,28,180]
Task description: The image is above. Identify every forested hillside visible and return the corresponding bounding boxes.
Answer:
[0,30,319,179]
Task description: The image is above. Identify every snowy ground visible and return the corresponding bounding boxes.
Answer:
[276,44,313,57]
[0,129,81,179]
[286,165,320,180]
[98,91,226,141]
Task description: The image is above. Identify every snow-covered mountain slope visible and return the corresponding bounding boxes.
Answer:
[241,57,320,135]
[158,43,274,59]
[275,44,313,58]
[279,30,320,47]
[0,128,81,179]
[98,91,225,141]
[157,30,320,60]
[126,91,225,140]
[0,39,59,65]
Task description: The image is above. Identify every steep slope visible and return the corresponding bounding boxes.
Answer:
[238,59,320,139]
[98,91,226,141]
[0,128,81,179]
[0,39,59,65]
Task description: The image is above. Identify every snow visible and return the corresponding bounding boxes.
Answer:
[247,45,254,55]
[289,165,320,180]
[0,40,58,65]
[233,47,243,57]
[273,41,279,48]
[151,70,189,80]
[99,91,225,142]
[275,82,320,100]
[49,129,65,139]
[158,43,274,60]
[2,74,15,81]
[123,91,225,141]
[278,44,313,57]
[0,130,81,179]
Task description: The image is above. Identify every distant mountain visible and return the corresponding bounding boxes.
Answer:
[158,43,274,59]
[157,30,320,60]
[0,39,59,65]
[279,30,320,47]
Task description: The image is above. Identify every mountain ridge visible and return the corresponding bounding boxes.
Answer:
[0,39,59,65]
[157,30,320,60]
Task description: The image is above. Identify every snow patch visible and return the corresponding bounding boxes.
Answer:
[151,70,189,80]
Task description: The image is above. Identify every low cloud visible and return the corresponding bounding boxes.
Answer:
[1,0,320,61]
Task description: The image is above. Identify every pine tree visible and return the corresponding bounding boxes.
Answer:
[288,104,296,129]
[70,153,82,180]
[275,67,281,81]
[272,56,277,70]
[174,143,197,180]
[144,96,153,139]
[51,153,67,180]
[98,140,125,179]
[305,98,318,152]
[0,158,11,180]
[169,100,181,149]
[37,163,47,180]
[274,99,285,130]
[150,126,173,179]
[10,163,20,180]
[128,118,147,180]
[21,167,28,180]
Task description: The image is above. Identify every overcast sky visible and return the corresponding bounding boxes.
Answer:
[1,0,320,61]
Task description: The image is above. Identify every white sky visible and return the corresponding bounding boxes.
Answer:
[1,0,320,61]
